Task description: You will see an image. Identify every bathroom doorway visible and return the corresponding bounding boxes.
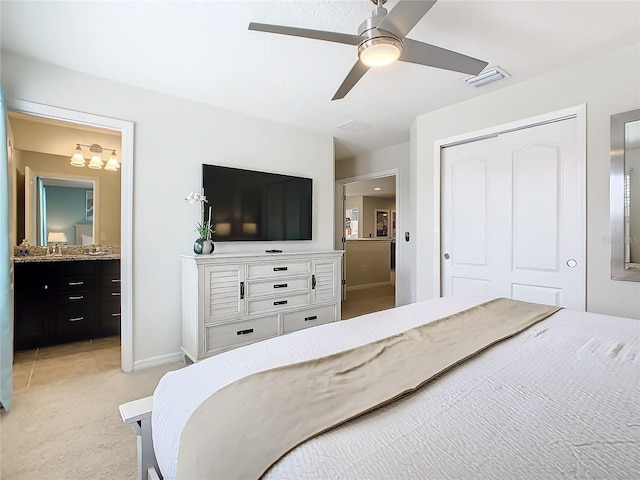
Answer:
[7,101,134,376]
[9,112,125,390]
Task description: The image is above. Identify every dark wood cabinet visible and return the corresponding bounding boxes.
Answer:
[99,260,122,335]
[14,259,121,350]
[13,263,51,348]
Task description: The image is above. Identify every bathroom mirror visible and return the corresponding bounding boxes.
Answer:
[27,174,96,246]
[611,108,640,281]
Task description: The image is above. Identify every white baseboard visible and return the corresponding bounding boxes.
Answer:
[133,351,184,371]
[346,281,392,292]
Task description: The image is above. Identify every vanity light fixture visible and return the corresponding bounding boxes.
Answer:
[104,150,120,171]
[70,145,86,167]
[70,143,120,171]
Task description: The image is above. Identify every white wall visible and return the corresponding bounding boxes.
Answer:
[336,142,413,305]
[413,42,640,319]
[1,52,336,366]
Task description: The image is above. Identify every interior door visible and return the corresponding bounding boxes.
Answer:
[341,184,347,301]
[442,117,585,310]
[24,165,37,245]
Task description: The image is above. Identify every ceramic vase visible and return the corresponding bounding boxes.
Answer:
[193,238,214,255]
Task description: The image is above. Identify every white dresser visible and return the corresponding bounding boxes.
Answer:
[181,250,343,362]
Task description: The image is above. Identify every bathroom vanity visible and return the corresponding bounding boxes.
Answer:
[13,255,121,350]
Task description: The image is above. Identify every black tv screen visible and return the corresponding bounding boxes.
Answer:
[202,164,313,241]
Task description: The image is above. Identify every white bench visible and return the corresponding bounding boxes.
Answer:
[119,396,161,480]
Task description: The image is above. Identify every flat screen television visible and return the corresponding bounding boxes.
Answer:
[202,164,313,242]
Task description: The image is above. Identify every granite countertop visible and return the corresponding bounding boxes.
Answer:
[13,253,121,263]
[12,244,121,263]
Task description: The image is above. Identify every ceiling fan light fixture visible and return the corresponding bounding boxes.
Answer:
[358,37,402,67]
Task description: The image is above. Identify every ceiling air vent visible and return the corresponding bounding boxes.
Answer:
[465,67,510,87]
[336,120,372,133]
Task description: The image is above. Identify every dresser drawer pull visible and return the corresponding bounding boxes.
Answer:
[68,281,84,286]
[111,292,121,297]
[273,267,288,271]
[237,328,254,336]
[240,282,245,299]
[304,315,318,322]
[273,283,288,289]
[69,295,84,301]
[111,313,121,317]
[273,300,288,306]
[111,279,121,283]
[68,316,84,322]
[312,274,316,289]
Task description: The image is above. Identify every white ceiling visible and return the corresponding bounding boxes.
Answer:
[2,1,638,160]
[345,175,396,197]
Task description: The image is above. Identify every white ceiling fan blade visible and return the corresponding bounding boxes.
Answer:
[378,1,438,38]
[248,23,361,46]
[400,38,488,75]
[332,61,370,101]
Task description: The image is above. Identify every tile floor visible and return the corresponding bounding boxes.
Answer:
[341,283,396,319]
[12,336,121,393]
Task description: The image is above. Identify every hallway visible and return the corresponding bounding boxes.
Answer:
[341,283,395,319]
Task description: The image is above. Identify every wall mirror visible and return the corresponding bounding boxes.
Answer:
[23,169,96,246]
[611,108,640,281]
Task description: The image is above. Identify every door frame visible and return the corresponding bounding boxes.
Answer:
[432,104,587,299]
[335,169,399,305]
[8,99,135,373]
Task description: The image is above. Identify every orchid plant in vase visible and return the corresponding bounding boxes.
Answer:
[185,191,215,254]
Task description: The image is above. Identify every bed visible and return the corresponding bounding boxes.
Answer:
[74,223,93,246]
[121,296,640,479]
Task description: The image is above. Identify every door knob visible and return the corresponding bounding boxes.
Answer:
[444,253,450,260]
[566,259,577,268]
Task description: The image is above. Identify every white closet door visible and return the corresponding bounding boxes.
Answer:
[442,136,506,299]
[442,118,585,310]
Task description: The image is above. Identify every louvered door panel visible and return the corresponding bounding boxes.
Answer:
[204,264,244,322]
[313,259,338,304]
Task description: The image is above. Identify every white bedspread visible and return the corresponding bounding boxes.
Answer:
[152,296,640,479]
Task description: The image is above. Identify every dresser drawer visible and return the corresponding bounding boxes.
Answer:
[101,302,121,331]
[283,305,336,334]
[54,275,95,293]
[100,259,120,274]
[205,316,278,353]
[56,305,95,335]
[247,292,310,315]
[246,276,311,297]
[103,290,122,302]
[57,290,95,306]
[247,260,311,279]
[101,275,121,294]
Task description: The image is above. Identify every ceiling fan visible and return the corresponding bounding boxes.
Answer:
[248,0,488,101]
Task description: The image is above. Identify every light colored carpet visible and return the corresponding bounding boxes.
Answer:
[1,361,183,479]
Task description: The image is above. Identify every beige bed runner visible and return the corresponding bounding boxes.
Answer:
[177,298,561,479]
